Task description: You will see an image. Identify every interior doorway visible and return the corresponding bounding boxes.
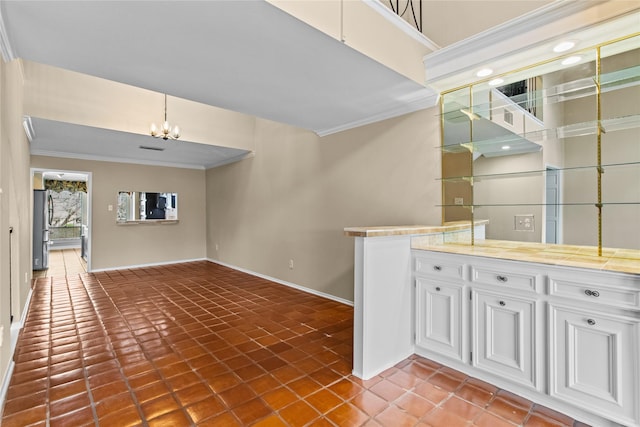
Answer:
[545,166,561,244]
[30,168,92,278]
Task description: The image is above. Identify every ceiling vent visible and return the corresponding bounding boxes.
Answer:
[139,145,165,152]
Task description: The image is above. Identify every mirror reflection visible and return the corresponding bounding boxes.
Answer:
[441,35,640,251]
[117,191,178,223]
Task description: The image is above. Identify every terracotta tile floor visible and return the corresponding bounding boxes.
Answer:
[2,261,587,426]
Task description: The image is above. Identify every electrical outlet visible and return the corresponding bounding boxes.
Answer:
[108,204,113,211]
[215,243,219,251]
[25,272,28,284]
[289,259,294,270]
[454,197,464,206]
[515,214,535,231]
[0,325,4,348]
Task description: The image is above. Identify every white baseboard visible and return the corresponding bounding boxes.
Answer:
[1,287,33,416]
[207,258,353,307]
[90,257,207,273]
[0,360,15,413]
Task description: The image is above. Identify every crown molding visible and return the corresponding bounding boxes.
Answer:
[0,5,15,62]
[315,88,438,136]
[423,1,640,92]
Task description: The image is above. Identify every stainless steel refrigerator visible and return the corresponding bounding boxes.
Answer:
[33,189,51,270]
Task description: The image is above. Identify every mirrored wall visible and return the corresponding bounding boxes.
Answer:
[441,34,640,252]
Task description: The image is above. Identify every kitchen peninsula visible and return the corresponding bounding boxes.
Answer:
[345,224,640,427]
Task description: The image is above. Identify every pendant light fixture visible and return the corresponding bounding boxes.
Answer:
[150,94,180,140]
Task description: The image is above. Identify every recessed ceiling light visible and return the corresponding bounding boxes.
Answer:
[476,68,493,77]
[553,41,575,53]
[489,78,504,86]
[501,145,511,150]
[561,56,582,65]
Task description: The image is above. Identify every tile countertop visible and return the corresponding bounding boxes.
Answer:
[343,220,488,237]
[412,239,640,276]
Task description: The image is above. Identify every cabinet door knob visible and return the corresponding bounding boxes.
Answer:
[435,287,441,291]
[587,319,596,326]
[499,301,506,306]
[584,289,600,297]
[496,275,508,283]
[433,265,442,271]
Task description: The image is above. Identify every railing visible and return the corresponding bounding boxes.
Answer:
[50,226,82,240]
[386,0,422,33]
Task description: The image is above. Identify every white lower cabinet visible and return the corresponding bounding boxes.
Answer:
[549,304,640,427]
[472,290,538,389]
[413,250,640,427]
[415,278,465,362]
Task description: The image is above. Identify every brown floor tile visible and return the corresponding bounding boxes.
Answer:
[232,397,272,425]
[262,386,299,411]
[1,261,583,427]
[49,406,95,427]
[395,392,435,419]
[185,396,226,424]
[374,405,419,427]
[369,379,405,402]
[280,400,321,426]
[326,402,370,427]
[474,410,519,427]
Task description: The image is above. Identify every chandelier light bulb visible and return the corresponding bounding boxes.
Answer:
[150,94,181,140]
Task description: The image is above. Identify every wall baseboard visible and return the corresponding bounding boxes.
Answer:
[90,257,208,273]
[207,258,354,307]
[1,286,33,417]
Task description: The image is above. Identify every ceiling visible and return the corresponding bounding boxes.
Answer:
[0,0,437,136]
[0,0,570,169]
[28,118,251,170]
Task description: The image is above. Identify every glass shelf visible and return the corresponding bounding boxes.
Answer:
[438,202,640,208]
[439,162,640,183]
[441,65,640,119]
[440,115,640,153]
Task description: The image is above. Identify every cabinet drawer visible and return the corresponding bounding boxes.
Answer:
[548,274,640,310]
[414,254,465,281]
[470,265,541,292]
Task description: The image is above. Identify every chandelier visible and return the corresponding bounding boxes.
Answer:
[150,94,181,140]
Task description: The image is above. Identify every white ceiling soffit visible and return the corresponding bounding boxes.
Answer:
[0,1,436,136]
[27,117,253,170]
[424,1,640,92]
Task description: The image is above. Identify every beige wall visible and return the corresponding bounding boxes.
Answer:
[30,156,207,270]
[206,109,441,302]
[267,0,432,85]
[0,59,31,395]
[474,151,544,243]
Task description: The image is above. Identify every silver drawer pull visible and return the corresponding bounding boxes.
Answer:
[496,275,508,283]
[584,289,600,297]
[433,265,442,272]
[499,301,506,306]
[587,319,596,326]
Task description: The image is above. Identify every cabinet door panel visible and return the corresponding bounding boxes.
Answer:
[550,305,639,426]
[416,278,464,362]
[473,291,537,389]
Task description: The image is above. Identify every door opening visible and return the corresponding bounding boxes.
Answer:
[31,169,92,276]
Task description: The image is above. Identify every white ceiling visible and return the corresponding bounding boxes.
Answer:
[28,117,251,170]
[0,0,584,169]
[1,0,435,136]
